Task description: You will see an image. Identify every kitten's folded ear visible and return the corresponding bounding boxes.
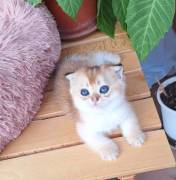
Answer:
[65,72,75,81]
[110,64,124,80]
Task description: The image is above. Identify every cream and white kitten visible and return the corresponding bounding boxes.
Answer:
[55,51,145,161]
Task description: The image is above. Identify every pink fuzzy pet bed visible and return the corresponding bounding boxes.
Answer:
[0,0,61,150]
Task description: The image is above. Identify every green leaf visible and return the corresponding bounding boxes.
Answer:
[27,0,42,6]
[126,0,175,60]
[112,0,129,30]
[97,0,117,38]
[56,0,83,20]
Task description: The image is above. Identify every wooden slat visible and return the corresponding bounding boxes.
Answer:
[125,71,150,101]
[120,51,141,73]
[36,92,64,119]
[0,130,175,180]
[62,23,125,49]
[61,33,133,59]
[0,98,160,160]
[37,70,150,120]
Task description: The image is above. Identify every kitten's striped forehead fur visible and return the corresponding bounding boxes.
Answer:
[75,64,122,86]
[81,66,101,85]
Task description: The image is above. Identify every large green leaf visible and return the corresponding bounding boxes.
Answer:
[27,0,42,6]
[56,0,83,20]
[97,0,116,38]
[126,0,175,60]
[112,0,129,30]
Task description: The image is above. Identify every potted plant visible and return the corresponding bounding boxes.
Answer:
[157,77,176,149]
[27,0,175,60]
[44,0,97,40]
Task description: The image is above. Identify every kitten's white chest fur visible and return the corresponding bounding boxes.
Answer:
[80,109,119,133]
[78,99,128,133]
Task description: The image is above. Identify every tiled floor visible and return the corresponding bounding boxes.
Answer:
[136,149,176,180]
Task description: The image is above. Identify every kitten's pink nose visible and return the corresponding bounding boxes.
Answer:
[91,94,100,105]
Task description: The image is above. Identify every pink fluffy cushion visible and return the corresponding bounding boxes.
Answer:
[0,0,61,150]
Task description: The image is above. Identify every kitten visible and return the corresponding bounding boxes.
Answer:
[55,51,145,161]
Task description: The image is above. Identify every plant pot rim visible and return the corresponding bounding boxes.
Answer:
[157,76,176,113]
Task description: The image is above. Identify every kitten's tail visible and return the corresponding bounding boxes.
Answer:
[64,51,121,66]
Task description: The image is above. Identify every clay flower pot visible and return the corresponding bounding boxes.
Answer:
[45,0,97,40]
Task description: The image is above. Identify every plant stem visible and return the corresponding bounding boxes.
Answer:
[156,78,168,97]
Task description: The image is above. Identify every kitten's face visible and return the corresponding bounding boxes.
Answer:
[66,65,125,111]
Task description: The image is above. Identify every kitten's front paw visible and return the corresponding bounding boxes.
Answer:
[98,142,119,161]
[126,131,145,147]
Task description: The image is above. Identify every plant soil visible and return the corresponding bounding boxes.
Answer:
[160,81,176,110]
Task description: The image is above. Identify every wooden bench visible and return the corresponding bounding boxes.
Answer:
[0,24,175,180]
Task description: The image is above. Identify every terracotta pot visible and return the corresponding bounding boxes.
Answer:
[45,0,97,40]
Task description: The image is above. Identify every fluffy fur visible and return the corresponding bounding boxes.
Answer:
[55,52,145,160]
[0,0,60,150]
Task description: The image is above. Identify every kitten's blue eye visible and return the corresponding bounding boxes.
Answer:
[100,85,109,94]
[80,89,89,96]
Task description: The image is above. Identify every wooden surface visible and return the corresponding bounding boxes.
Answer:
[0,98,160,160]
[61,34,132,58]
[62,23,125,49]
[0,25,175,180]
[0,131,175,180]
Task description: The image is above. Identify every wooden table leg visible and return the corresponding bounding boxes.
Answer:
[120,175,135,180]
